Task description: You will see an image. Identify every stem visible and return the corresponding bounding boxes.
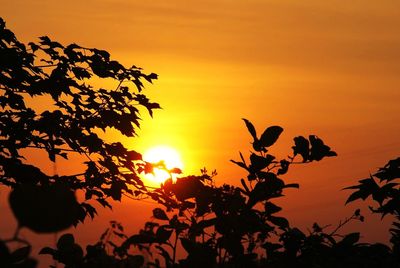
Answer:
[25,145,81,152]
[329,214,356,237]
[3,225,29,246]
[172,231,179,265]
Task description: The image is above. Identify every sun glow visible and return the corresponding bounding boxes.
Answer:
[143,146,184,184]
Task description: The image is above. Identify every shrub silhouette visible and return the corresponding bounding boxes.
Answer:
[1,17,400,267]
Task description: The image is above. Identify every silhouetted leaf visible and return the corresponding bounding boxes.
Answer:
[156,226,173,242]
[127,150,142,161]
[250,153,275,171]
[344,176,379,204]
[155,245,172,265]
[9,184,81,233]
[241,178,250,194]
[345,190,367,204]
[375,157,400,182]
[339,232,360,246]
[269,216,289,229]
[277,159,290,175]
[124,234,157,245]
[260,126,283,147]
[11,246,31,262]
[57,233,75,251]
[39,247,56,256]
[153,208,169,220]
[171,176,205,201]
[180,238,194,254]
[284,183,300,189]
[144,73,158,83]
[242,118,257,141]
[230,160,248,170]
[96,198,112,210]
[292,136,310,162]
[309,135,337,161]
[197,218,217,230]
[265,202,282,215]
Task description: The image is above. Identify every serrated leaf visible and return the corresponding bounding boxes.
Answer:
[345,190,366,204]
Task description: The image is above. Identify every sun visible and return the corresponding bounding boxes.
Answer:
[143,146,184,184]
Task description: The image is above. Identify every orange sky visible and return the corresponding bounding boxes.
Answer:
[1,0,400,265]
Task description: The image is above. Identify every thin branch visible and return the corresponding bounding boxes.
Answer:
[25,145,79,152]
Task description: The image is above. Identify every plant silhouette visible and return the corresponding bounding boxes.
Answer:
[0,17,159,266]
[1,17,400,268]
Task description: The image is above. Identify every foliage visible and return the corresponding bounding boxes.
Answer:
[0,16,158,265]
[39,221,145,268]
[0,16,159,233]
[110,119,340,267]
[1,17,400,267]
[345,157,400,258]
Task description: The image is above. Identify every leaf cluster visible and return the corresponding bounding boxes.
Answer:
[110,119,339,267]
[0,17,160,234]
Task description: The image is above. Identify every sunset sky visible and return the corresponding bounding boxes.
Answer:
[1,0,400,262]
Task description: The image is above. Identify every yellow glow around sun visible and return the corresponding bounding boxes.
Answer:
[143,146,184,184]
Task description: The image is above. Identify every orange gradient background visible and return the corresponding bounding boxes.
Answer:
[1,1,400,266]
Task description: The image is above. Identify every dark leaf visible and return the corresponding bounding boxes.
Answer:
[260,126,283,147]
[250,153,275,171]
[268,216,289,229]
[292,136,310,162]
[309,135,337,161]
[277,159,290,175]
[180,238,194,254]
[155,245,172,264]
[39,247,56,255]
[11,246,31,262]
[197,218,217,230]
[127,150,142,161]
[57,233,75,251]
[9,184,81,233]
[345,190,367,204]
[153,208,169,221]
[156,226,173,242]
[124,234,157,245]
[242,118,257,141]
[230,159,248,170]
[264,202,282,215]
[284,183,300,189]
[339,232,360,246]
[241,178,250,194]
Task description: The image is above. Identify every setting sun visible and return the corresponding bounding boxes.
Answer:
[143,146,184,184]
